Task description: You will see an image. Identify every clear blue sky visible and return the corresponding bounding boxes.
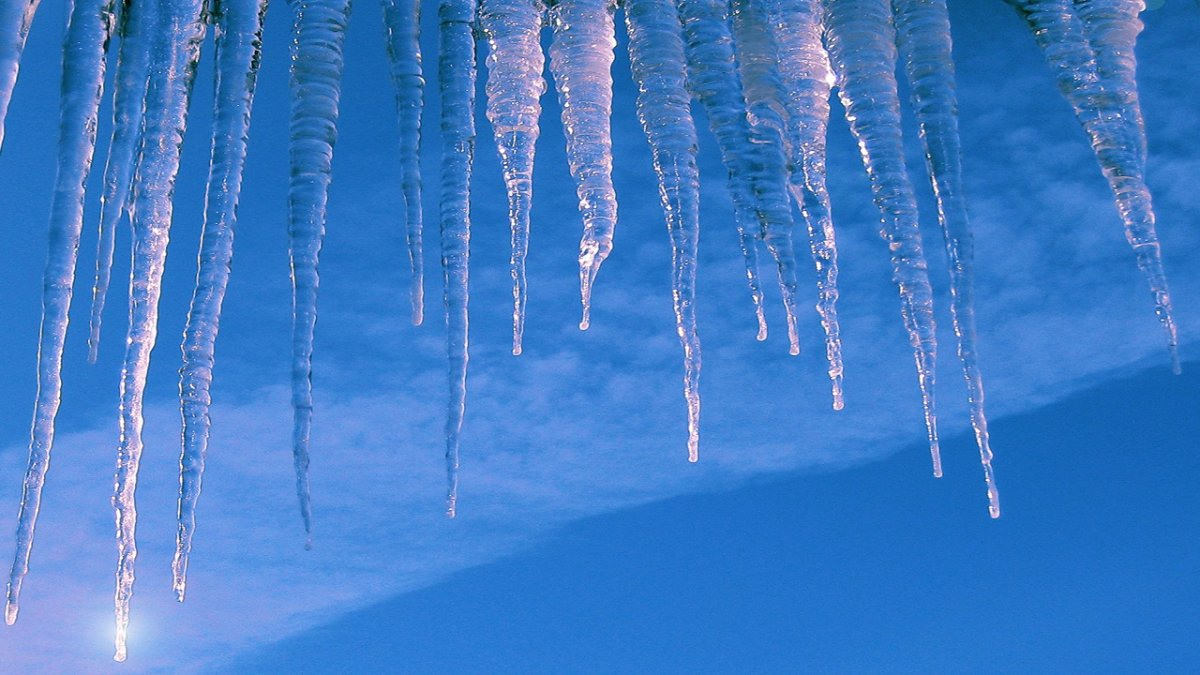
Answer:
[0,0,1196,670]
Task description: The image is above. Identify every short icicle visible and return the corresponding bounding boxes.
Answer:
[174,0,269,603]
[893,0,999,517]
[0,0,41,151]
[625,0,702,460]
[676,0,770,342]
[767,0,845,407]
[286,0,353,546]
[480,0,546,355]
[728,0,804,356]
[5,0,116,629]
[1009,0,1179,373]
[823,0,942,474]
[547,0,618,330]
[381,0,426,325]
[87,0,159,363]
[112,0,208,661]
[438,0,476,517]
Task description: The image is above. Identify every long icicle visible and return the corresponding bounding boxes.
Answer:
[625,0,702,461]
[112,0,207,661]
[87,0,158,363]
[728,0,804,355]
[381,0,425,326]
[676,0,770,342]
[438,0,476,518]
[548,0,617,330]
[893,0,999,517]
[286,0,353,546]
[0,0,41,151]
[823,0,942,474]
[174,0,269,603]
[1009,0,1178,373]
[768,0,845,407]
[480,0,546,355]
[5,0,116,628]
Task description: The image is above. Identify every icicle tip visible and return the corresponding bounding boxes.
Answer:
[1169,344,1181,376]
[4,601,17,625]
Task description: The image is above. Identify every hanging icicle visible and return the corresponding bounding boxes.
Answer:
[0,0,41,151]
[823,0,943,474]
[766,0,845,408]
[174,0,270,603]
[112,0,208,661]
[381,0,426,326]
[438,0,476,518]
[285,0,353,546]
[548,0,618,330]
[625,0,703,460]
[87,0,158,362]
[5,0,116,629]
[893,0,999,517]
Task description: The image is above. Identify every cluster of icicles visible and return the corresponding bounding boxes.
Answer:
[0,0,1179,662]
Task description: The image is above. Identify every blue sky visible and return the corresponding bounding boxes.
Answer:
[0,0,1197,671]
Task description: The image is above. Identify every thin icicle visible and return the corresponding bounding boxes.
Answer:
[548,0,617,330]
[5,0,116,629]
[87,0,157,363]
[893,0,998,517]
[174,0,268,603]
[625,0,702,460]
[381,0,425,326]
[112,0,207,661]
[1009,0,1178,373]
[728,0,803,356]
[676,0,770,342]
[286,0,352,546]
[823,0,942,474]
[767,0,844,407]
[437,0,476,518]
[480,0,546,355]
[0,0,41,151]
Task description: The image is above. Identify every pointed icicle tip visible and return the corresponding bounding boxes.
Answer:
[1169,344,1181,375]
[4,601,16,625]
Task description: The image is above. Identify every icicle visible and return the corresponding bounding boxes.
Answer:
[728,0,803,356]
[548,0,617,330]
[1010,0,1178,373]
[767,0,844,407]
[480,0,546,355]
[0,0,41,151]
[4,0,116,629]
[286,0,352,546]
[381,0,425,326]
[625,0,702,460]
[87,0,157,363]
[823,0,942,474]
[437,0,476,518]
[893,0,999,517]
[174,0,269,604]
[676,0,770,342]
[112,0,207,661]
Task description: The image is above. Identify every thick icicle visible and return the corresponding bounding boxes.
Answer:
[480,0,546,355]
[625,0,702,460]
[87,0,157,363]
[676,0,770,342]
[437,0,476,517]
[174,0,269,603]
[112,0,207,660]
[286,0,352,545]
[1009,0,1178,373]
[728,0,803,355]
[5,0,115,628]
[0,0,41,151]
[381,0,425,326]
[823,0,942,474]
[893,0,999,517]
[547,0,617,330]
[767,0,845,407]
